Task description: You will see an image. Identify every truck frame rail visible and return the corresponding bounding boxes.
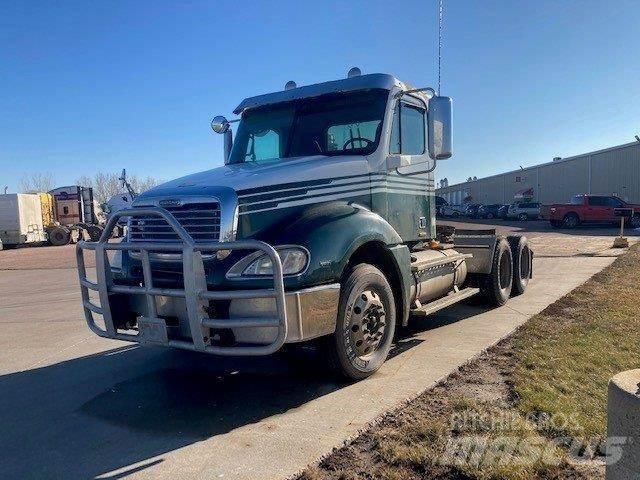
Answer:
[76,207,288,356]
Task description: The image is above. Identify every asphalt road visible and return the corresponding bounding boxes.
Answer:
[0,221,631,479]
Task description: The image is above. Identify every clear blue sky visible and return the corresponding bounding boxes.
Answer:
[2,0,638,193]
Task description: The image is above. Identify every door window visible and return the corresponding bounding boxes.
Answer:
[588,197,608,207]
[605,197,624,208]
[390,102,425,155]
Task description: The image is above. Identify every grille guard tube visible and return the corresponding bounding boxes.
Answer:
[76,207,288,356]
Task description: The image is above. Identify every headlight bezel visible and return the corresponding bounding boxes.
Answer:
[225,245,310,279]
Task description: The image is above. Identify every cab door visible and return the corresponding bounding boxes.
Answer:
[585,196,610,223]
[383,97,433,241]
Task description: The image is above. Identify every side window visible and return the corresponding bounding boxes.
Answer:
[326,120,381,152]
[390,102,425,155]
[570,195,583,205]
[588,196,607,207]
[244,129,280,162]
[606,197,624,208]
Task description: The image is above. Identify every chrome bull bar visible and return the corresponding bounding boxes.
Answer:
[76,207,287,356]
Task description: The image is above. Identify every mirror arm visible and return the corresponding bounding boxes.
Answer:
[223,129,233,164]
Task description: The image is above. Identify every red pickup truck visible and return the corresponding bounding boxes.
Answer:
[541,194,640,228]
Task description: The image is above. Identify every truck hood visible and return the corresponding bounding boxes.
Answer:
[135,154,367,200]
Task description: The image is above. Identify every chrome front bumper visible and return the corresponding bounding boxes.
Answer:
[76,207,338,356]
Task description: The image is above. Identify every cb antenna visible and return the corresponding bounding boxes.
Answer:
[438,0,444,95]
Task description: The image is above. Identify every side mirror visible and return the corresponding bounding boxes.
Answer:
[428,96,452,160]
[211,115,230,134]
[211,115,234,164]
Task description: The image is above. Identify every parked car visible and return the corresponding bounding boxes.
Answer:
[477,204,503,219]
[541,194,640,228]
[464,203,482,218]
[507,202,541,220]
[434,195,448,217]
[441,204,466,218]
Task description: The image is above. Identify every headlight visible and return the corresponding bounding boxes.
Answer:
[226,246,309,278]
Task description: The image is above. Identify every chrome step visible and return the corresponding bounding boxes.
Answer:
[410,287,480,317]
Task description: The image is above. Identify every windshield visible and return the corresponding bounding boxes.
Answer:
[228,89,389,164]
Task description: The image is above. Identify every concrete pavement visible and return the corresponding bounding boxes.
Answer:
[0,255,616,479]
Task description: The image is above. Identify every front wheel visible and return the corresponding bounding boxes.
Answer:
[563,213,580,229]
[629,214,640,229]
[48,226,71,246]
[323,264,396,381]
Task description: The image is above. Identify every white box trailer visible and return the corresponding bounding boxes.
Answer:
[0,194,47,247]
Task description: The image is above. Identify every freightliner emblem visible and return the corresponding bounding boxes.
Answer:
[159,199,182,208]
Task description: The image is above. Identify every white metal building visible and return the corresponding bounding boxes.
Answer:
[436,141,640,205]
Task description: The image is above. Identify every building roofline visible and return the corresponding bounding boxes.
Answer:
[439,141,640,190]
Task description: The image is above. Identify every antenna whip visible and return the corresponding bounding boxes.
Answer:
[438,0,443,94]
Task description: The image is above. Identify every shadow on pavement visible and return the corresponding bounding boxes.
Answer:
[0,303,476,480]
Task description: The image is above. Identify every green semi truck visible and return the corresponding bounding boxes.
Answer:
[77,71,532,380]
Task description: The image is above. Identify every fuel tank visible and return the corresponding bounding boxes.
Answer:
[410,248,468,304]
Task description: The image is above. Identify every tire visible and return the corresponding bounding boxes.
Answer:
[86,225,103,242]
[518,212,528,221]
[562,213,580,229]
[480,237,513,307]
[629,214,640,229]
[48,226,71,246]
[323,264,396,381]
[507,235,531,296]
[486,212,494,220]
[452,212,460,218]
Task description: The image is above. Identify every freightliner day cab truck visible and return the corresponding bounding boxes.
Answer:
[77,71,533,380]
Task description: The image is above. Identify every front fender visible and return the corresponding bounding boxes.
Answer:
[240,201,403,288]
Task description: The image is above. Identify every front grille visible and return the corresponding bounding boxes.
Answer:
[129,202,221,243]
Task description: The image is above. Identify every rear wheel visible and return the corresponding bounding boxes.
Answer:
[480,238,513,307]
[518,212,528,221]
[48,226,71,246]
[507,235,531,296]
[563,213,580,229]
[486,212,494,219]
[323,264,396,381]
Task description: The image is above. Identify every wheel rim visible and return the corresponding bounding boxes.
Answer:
[499,251,512,290]
[349,290,387,358]
[565,215,577,227]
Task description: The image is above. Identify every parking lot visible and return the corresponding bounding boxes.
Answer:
[0,220,636,479]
